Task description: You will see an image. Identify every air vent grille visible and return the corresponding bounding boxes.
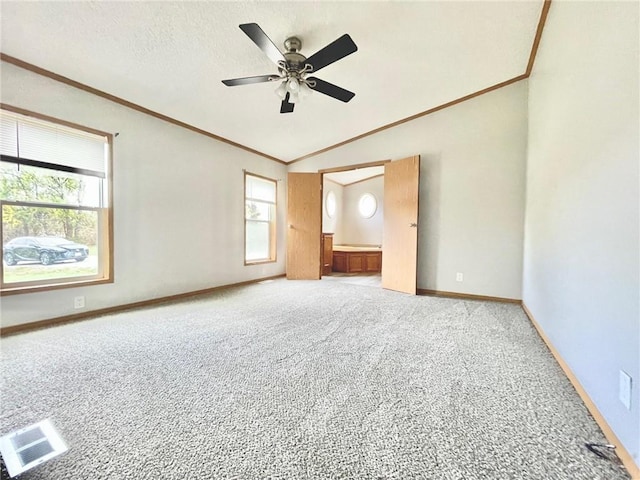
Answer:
[0,419,67,478]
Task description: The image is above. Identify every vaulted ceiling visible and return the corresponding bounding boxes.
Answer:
[0,1,546,163]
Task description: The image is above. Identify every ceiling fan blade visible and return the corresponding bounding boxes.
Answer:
[280,92,295,113]
[239,23,286,65]
[305,34,357,73]
[307,77,355,103]
[222,75,280,86]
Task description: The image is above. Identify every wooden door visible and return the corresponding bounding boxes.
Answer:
[382,155,420,294]
[287,172,322,279]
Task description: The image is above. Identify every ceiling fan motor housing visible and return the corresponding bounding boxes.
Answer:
[282,37,308,74]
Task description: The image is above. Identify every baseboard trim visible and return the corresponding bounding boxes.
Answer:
[0,274,286,337]
[417,288,521,304]
[522,302,639,479]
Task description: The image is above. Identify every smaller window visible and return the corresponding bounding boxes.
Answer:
[325,190,336,218]
[358,193,377,218]
[244,172,277,264]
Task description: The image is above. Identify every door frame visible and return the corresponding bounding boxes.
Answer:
[318,159,391,175]
[318,159,391,280]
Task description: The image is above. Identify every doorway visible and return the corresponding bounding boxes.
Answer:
[321,163,386,288]
[287,156,420,294]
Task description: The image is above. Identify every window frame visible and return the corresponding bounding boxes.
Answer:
[244,171,277,265]
[0,104,114,296]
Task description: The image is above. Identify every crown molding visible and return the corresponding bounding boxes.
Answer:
[526,0,552,76]
[0,53,286,165]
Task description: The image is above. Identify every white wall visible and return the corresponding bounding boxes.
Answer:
[290,81,528,299]
[341,176,384,246]
[322,179,344,243]
[524,2,639,467]
[1,62,287,328]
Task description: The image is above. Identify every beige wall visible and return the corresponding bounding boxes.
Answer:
[290,81,528,300]
[1,62,287,328]
[524,1,639,466]
[322,179,344,243]
[0,65,528,324]
[340,176,384,246]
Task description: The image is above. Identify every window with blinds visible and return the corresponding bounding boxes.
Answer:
[1,108,113,292]
[244,172,277,264]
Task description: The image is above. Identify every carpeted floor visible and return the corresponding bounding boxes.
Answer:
[323,273,382,287]
[0,279,629,479]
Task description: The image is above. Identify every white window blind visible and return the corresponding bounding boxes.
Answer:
[246,175,276,203]
[0,115,18,157]
[0,110,107,174]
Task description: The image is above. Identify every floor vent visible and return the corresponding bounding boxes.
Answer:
[0,419,68,478]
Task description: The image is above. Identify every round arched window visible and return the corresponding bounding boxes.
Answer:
[326,190,337,218]
[358,193,377,218]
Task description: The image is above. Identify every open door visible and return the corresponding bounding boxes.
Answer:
[382,155,420,294]
[287,172,322,279]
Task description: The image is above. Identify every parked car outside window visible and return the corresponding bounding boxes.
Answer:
[3,236,89,266]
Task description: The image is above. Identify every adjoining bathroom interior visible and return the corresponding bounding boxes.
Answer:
[321,166,384,286]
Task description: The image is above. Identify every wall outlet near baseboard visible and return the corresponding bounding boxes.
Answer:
[456,272,464,282]
[619,370,632,410]
[74,296,85,309]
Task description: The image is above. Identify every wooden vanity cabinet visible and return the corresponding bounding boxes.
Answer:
[332,250,382,273]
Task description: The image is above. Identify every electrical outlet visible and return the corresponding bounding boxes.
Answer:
[456,272,464,282]
[619,370,632,410]
[74,296,85,309]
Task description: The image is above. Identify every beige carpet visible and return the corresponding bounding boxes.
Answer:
[0,279,628,479]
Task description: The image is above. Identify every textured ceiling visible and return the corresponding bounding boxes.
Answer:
[0,1,544,162]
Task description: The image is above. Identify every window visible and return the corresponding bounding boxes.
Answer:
[1,107,112,294]
[244,172,276,264]
[358,193,377,218]
[325,190,336,218]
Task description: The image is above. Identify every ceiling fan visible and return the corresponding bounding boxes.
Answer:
[222,23,358,114]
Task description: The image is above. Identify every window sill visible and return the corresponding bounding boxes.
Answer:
[0,277,113,296]
[244,259,277,266]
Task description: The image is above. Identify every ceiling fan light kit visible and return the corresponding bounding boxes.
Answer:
[222,23,357,114]
[274,66,315,105]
